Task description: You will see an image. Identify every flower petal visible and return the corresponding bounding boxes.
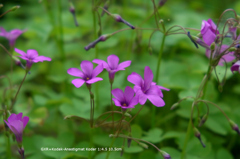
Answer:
[147,95,165,107]
[112,88,125,102]
[128,96,139,108]
[72,78,85,88]
[27,49,39,59]
[107,54,119,70]
[22,116,29,128]
[124,86,134,104]
[81,60,93,77]
[15,48,27,57]
[9,120,24,135]
[127,72,143,86]
[67,68,84,78]
[0,27,7,36]
[16,113,23,120]
[7,113,17,123]
[86,77,103,84]
[231,61,240,72]
[92,59,109,69]
[137,91,147,105]
[117,61,131,70]
[143,66,153,91]
[112,98,122,107]
[92,64,103,77]
[32,56,51,62]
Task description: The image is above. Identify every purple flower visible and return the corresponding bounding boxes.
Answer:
[15,48,51,70]
[4,112,29,143]
[111,86,139,110]
[205,45,235,66]
[201,19,219,46]
[0,27,26,47]
[127,66,169,107]
[231,61,240,73]
[93,54,131,83]
[67,60,103,88]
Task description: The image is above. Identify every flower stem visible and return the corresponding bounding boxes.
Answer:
[57,0,65,61]
[10,72,27,110]
[105,137,116,159]
[110,83,114,133]
[152,34,166,128]
[129,105,144,123]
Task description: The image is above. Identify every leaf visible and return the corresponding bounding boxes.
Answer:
[124,145,143,153]
[141,128,163,143]
[216,148,234,159]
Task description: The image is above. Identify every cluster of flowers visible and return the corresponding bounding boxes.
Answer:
[67,54,169,110]
[194,19,240,73]
[1,27,51,158]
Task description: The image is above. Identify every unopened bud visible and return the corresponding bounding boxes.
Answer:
[170,103,179,110]
[120,146,124,156]
[127,134,132,148]
[0,4,3,8]
[193,127,206,147]
[112,14,135,29]
[160,150,171,159]
[228,47,236,52]
[69,1,78,26]
[84,34,111,51]
[236,26,240,38]
[198,114,208,127]
[18,147,24,159]
[101,0,110,17]
[187,32,211,50]
[210,42,215,50]
[218,84,223,92]
[11,5,20,11]
[229,120,240,135]
[124,112,132,118]
[159,0,168,7]
[138,142,148,149]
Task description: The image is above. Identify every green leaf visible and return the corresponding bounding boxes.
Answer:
[216,148,234,159]
[141,128,163,143]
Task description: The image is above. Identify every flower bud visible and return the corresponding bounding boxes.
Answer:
[112,14,135,29]
[198,114,208,127]
[18,147,24,159]
[0,4,3,8]
[159,0,168,7]
[69,1,79,26]
[193,127,206,147]
[84,34,111,51]
[170,103,179,110]
[11,5,20,11]
[138,142,148,149]
[160,150,171,159]
[187,32,210,49]
[210,42,215,50]
[236,26,240,38]
[148,46,153,55]
[101,0,110,16]
[120,146,124,156]
[229,120,240,135]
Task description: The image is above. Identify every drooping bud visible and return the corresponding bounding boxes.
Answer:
[112,14,135,29]
[187,32,210,50]
[69,0,79,26]
[84,34,111,51]
[193,127,206,148]
[138,142,148,149]
[159,0,168,7]
[170,103,179,110]
[120,146,124,156]
[127,134,132,148]
[198,114,208,127]
[11,5,20,11]
[229,120,240,135]
[101,0,110,17]
[160,150,171,159]
[228,47,236,52]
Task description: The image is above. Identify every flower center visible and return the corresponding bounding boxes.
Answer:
[123,103,127,106]
[86,77,90,80]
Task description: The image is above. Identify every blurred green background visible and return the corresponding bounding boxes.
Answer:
[1,0,240,159]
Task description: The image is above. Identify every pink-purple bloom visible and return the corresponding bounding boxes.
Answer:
[93,55,131,83]
[67,60,103,88]
[127,66,169,107]
[4,112,29,143]
[0,27,26,47]
[201,19,235,66]
[205,45,235,66]
[15,48,51,70]
[201,19,219,46]
[111,86,139,110]
[231,61,240,73]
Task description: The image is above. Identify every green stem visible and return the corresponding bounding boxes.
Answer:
[110,83,114,133]
[152,34,166,128]
[10,72,27,110]
[57,0,65,61]
[180,119,192,159]
[89,128,94,159]
[106,137,116,159]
